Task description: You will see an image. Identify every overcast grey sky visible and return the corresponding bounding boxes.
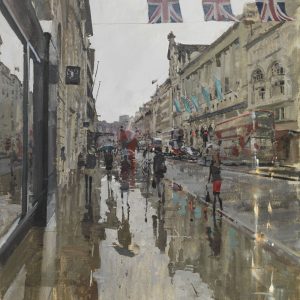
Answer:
[90,0,252,122]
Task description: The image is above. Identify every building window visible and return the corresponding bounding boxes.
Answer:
[269,62,286,97]
[271,62,285,76]
[252,69,264,82]
[251,68,265,104]
[279,80,285,94]
[275,107,285,121]
[225,77,230,93]
[259,87,265,100]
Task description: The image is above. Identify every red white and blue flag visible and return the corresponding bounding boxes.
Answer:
[256,0,293,22]
[148,0,183,23]
[202,0,238,22]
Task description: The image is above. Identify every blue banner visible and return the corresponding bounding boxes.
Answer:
[173,99,181,113]
[191,95,200,111]
[201,86,211,106]
[214,77,223,101]
[181,96,191,113]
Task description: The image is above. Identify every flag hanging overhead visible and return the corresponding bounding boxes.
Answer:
[202,0,238,22]
[148,0,183,24]
[255,0,293,22]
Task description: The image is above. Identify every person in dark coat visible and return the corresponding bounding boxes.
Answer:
[208,159,223,216]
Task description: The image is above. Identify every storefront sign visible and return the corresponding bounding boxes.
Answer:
[65,66,81,85]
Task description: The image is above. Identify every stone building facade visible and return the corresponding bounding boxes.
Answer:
[151,79,172,145]
[245,1,300,163]
[137,1,300,165]
[167,17,250,148]
[32,0,96,189]
[134,100,153,140]
[0,0,97,263]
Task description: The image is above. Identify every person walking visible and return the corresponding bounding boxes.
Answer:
[208,158,223,216]
[104,149,114,172]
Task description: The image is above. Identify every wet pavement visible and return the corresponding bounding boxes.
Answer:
[166,159,300,260]
[1,157,300,299]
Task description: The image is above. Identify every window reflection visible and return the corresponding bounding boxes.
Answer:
[28,58,34,207]
[0,12,24,238]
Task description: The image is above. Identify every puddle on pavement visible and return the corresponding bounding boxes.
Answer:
[1,165,300,300]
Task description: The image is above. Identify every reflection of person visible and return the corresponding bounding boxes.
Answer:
[206,218,222,256]
[152,215,158,239]
[153,202,167,253]
[208,159,223,216]
[153,147,167,198]
[117,202,131,249]
[120,156,130,198]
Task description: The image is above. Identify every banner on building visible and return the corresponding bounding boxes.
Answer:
[191,95,200,111]
[255,0,293,22]
[185,96,196,112]
[148,0,183,24]
[202,0,238,22]
[173,98,181,112]
[201,86,211,106]
[181,96,192,113]
[214,77,223,101]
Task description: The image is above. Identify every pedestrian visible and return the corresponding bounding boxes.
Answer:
[211,140,222,164]
[104,149,113,171]
[202,127,209,148]
[118,126,127,150]
[208,159,223,216]
[153,146,167,198]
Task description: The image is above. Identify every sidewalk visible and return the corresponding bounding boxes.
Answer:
[169,157,300,181]
[165,159,300,264]
[249,165,300,181]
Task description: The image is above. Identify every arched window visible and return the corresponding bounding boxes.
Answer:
[269,62,285,96]
[271,62,285,76]
[252,69,264,82]
[251,68,265,104]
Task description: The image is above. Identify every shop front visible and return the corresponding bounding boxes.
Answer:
[0,0,48,263]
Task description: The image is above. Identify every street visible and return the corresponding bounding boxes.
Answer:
[1,154,300,299]
[2,1,300,299]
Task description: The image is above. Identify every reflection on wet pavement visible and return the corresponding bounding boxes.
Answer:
[166,160,300,255]
[1,160,300,299]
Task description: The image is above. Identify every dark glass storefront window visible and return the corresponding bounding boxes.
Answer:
[0,12,24,239]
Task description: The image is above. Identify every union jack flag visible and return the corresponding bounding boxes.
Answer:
[202,0,238,22]
[148,0,183,24]
[256,0,293,22]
